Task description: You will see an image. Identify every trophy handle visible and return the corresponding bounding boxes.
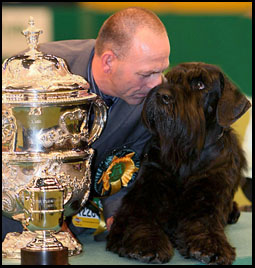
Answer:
[15,188,32,225]
[63,185,73,205]
[17,188,26,209]
[87,97,107,145]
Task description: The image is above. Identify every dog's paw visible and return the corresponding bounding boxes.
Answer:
[118,238,173,264]
[121,247,173,264]
[179,234,236,265]
[107,225,174,264]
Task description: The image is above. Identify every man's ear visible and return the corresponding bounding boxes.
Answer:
[101,51,117,74]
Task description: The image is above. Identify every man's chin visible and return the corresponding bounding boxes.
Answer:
[125,97,146,105]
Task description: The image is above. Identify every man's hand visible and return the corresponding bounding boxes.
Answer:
[61,221,76,238]
[106,216,114,231]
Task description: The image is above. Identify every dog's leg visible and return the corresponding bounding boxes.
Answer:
[228,201,240,224]
[106,166,174,264]
[107,218,173,264]
[174,174,237,265]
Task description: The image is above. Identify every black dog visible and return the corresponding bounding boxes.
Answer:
[106,62,251,265]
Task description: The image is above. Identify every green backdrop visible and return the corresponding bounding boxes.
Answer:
[52,6,251,96]
[3,4,252,97]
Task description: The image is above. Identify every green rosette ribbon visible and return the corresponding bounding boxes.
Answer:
[94,148,140,197]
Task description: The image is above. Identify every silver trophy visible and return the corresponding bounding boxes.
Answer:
[2,17,107,265]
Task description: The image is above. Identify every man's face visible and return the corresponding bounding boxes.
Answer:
[109,29,170,105]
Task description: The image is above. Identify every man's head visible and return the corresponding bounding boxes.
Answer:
[93,7,170,105]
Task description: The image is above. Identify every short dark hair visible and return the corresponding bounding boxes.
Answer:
[95,7,167,58]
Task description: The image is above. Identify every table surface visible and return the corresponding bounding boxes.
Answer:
[2,212,252,265]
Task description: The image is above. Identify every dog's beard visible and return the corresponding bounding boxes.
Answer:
[143,90,206,170]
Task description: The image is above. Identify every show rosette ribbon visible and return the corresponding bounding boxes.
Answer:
[94,148,140,197]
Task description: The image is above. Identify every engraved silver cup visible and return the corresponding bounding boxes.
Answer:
[2,17,107,263]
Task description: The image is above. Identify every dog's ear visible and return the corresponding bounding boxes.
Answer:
[217,73,251,127]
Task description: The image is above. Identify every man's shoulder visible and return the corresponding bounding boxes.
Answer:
[38,39,96,58]
[36,39,96,77]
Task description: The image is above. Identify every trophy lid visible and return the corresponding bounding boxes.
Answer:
[2,17,94,104]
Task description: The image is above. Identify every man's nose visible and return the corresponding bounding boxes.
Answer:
[146,74,163,90]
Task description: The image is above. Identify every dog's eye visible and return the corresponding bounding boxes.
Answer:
[197,81,205,90]
[191,79,205,90]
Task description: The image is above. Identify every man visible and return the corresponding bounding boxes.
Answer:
[2,7,170,240]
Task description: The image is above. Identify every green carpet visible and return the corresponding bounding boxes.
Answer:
[2,212,252,265]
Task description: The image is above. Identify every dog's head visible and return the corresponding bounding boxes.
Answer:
[143,62,251,155]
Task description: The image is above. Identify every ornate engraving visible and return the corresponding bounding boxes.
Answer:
[38,108,89,148]
[2,110,17,146]
[2,161,20,214]
[2,191,17,213]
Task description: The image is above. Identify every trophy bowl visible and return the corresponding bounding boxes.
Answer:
[2,17,107,265]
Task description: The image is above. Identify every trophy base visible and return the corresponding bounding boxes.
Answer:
[21,247,69,265]
[2,231,82,259]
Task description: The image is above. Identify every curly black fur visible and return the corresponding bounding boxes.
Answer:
[106,62,251,265]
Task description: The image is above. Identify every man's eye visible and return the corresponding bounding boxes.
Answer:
[140,73,152,78]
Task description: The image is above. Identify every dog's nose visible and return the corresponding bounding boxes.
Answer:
[156,88,172,105]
